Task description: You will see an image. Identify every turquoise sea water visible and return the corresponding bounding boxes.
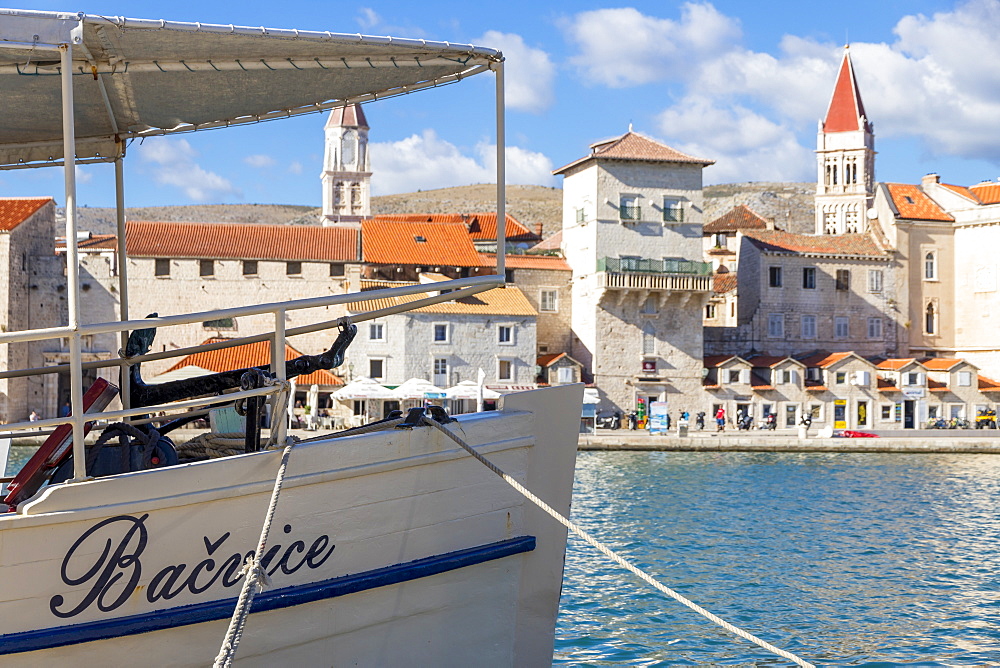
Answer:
[554,451,1000,666]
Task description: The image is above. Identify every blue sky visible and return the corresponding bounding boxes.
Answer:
[2,0,999,208]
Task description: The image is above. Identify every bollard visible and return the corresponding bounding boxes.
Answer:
[678,419,689,438]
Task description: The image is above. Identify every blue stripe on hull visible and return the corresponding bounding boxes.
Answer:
[0,535,535,655]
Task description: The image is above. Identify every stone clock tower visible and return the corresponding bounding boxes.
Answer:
[321,103,371,227]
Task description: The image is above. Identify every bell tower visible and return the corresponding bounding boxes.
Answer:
[321,103,371,227]
[815,47,875,235]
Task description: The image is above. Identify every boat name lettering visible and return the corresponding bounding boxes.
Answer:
[50,514,336,619]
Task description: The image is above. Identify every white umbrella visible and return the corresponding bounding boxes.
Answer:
[583,388,601,404]
[391,378,446,400]
[445,381,501,400]
[332,377,397,400]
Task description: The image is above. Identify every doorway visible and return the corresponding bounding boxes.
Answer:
[903,400,915,429]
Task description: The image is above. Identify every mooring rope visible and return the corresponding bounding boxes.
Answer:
[420,416,816,668]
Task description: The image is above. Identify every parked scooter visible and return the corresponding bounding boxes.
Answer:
[737,411,754,430]
[627,411,638,430]
[695,411,706,430]
[596,410,622,430]
[764,413,777,430]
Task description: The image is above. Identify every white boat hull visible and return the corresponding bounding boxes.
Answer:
[0,385,582,666]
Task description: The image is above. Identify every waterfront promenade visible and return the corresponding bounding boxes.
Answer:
[579,428,1000,453]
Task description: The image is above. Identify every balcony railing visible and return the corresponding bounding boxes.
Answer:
[597,257,712,292]
[598,257,711,275]
[619,204,641,221]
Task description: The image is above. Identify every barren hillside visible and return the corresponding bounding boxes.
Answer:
[63,182,815,238]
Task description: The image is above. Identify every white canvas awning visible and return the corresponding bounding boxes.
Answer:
[445,381,500,401]
[331,377,396,401]
[0,9,501,168]
[391,378,446,399]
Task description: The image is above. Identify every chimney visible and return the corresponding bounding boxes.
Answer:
[765,217,776,230]
[534,222,543,237]
[921,173,940,188]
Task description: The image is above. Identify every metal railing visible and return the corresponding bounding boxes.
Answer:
[598,257,712,275]
[619,205,641,221]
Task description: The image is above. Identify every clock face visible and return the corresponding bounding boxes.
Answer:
[342,130,357,167]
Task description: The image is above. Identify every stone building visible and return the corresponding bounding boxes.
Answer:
[554,131,714,412]
[0,198,64,421]
[347,278,537,402]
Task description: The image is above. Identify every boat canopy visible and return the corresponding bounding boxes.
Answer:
[0,9,501,168]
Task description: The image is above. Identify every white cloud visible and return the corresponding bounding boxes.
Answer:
[657,96,813,183]
[139,138,241,202]
[564,3,741,87]
[564,0,1000,175]
[355,7,427,38]
[244,154,275,168]
[472,30,555,113]
[369,129,555,195]
[288,161,304,175]
[74,165,93,184]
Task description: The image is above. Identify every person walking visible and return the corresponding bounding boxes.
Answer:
[715,406,726,432]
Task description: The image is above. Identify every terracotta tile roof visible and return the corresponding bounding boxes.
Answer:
[56,233,118,251]
[927,379,949,392]
[876,358,920,371]
[537,352,566,367]
[885,184,954,222]
[370,213,538,241]
[531,230,562,251]
[823,49,870,133]
[125,221,358,261]
[708,247,735,256]
[804,382,829,392]
[554,131,713,174]
[166,338,343,386]
[742,229,884,257]
[890,183,956,220]
[970,182,1000,205]
[942,183,979,202]
[703,355,743,368]
[745,355,789,369]
[361,220,484,267]
[877,378,898,391]
[349,282,536,317]
[713,272,737,294]
[0,197,51,231]
[703,205,769,233]
[478,253,571,271]
[798,351,855,368]
[919,358,964,371]
[979,375,1000,392]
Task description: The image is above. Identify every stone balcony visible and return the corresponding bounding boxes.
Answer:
[597,257,712,292]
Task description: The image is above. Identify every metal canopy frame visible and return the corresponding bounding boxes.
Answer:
[0,10,507,484]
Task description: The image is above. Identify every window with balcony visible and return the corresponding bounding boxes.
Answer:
[619,195,641,222]
[662,198,684,223]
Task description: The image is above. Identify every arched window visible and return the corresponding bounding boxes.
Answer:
[641,295,658,315]
[642,323,656,355]
[925,302,936,335]
[924,252,936,280]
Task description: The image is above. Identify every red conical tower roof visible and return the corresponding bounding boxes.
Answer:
[823,47,870,133]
